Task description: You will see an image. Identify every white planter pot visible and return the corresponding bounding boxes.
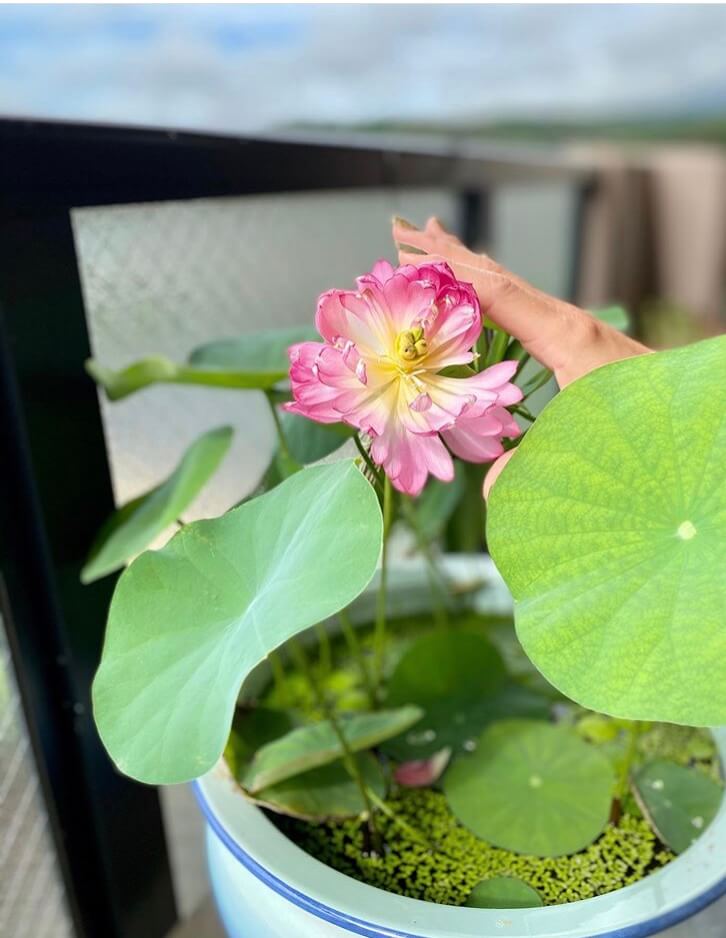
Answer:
[193,556,726,937]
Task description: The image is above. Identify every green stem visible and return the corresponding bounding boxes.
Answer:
[399,498,450,628]
[339,609,376,710]
[373,476,393,695]
[510,404,536,424]
[264,391,292,461]
[315,622,331,678]
[268,650,288,702]
[612,721,642,824]
[453,462,486,553]
[289,638,382,852]
[365,786,433,850]
[522,367,554,399]
[353,434,384,493]
[484,328,510,367]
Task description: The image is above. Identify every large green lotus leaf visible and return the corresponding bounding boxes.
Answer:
[444,720,615,856]
[255,753,385,820]
[382,632,510,760]
[81,426,233,584]
[189,326,317,372]
[633,759,723,853]
[92,460,382,784]
[241,707,422,793]
[487,336,726,725]
[465,876,543,909]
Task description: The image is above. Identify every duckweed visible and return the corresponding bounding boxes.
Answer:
[276,789,675,906]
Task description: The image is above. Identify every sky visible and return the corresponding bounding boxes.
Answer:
[1,5,725,134]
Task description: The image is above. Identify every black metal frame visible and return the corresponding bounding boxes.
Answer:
[0,117,593,938]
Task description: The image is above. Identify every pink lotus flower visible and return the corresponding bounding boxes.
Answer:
[286,259,522,495]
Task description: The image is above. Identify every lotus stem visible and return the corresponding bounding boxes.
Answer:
[315,622,331,678]
[264,390,292,462]
[399,497,450,629]
[365,786,434,851]
[289,638,382,853]
[353,434,384,494]
[612,721,642,825]
[373,475,393,697]
[339,609,376,710]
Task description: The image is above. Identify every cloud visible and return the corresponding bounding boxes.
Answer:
[0,5,725,132]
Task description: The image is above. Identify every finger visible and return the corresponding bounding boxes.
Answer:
[400,249,574,371]
[483,450,516,500]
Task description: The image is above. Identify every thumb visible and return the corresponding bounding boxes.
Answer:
[483,450,516,501]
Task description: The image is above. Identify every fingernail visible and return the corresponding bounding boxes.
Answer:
[392,215,419,231]
[396,242,427,255]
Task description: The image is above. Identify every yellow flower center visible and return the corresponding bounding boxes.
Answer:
[395,326,428,365]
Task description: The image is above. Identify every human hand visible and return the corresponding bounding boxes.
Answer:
[392,216,651,496]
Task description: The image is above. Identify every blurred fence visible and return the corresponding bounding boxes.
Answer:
[0,117,594,936]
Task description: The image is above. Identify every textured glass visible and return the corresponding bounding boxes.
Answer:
[0,613,75,938]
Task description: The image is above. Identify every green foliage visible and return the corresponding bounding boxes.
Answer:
[240,707,422,793]
[487,336,726,726]
[638,724,721,782]
[444,720,615,856]
[280,411,354,465]
[254,754,385,821]
[92,460,382,784]
[382,631,508,760]
[279,788,673,906]
[632,760,723,853]
[189,326,316,372]
[591,305,630,332]
[82,426,233,583]
[414,468,466,542]
[225,707,298,780]
[465,876,543,909]
[87,326,316,400]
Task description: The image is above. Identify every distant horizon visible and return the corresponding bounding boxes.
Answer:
[1,6,725,135]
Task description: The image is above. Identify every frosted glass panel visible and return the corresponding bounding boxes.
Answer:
[72,188,456,516]
[0,614,75,938]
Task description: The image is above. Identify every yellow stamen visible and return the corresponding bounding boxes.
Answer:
[395,327,428,365]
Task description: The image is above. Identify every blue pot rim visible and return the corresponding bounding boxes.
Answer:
[193,779,726,938]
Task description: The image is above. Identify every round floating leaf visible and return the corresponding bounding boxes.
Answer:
[465,876,543,909]
[487,337,726,725]
[241,707,423,793]
[189,326,317,373]
[444,720,615,856]
[383,683,551,763]
[382,631,508,760]
[81,426,233,583]
[92,460,382,784]
[633,759,723,853]
[255,753,385,820]
[387,632,506,710]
